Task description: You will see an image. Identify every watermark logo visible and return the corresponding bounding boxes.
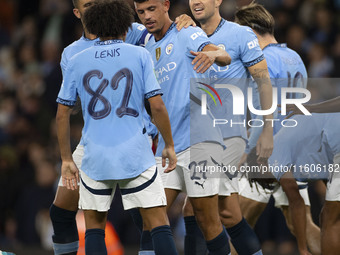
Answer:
[197,82,222,115]
[201,84,311,116]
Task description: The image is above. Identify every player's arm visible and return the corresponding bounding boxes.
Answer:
[56,103,79,190]
[286,96,340,118]
[148,95,177,172]
[280,171,311,255]
[190,44,231,73]
[248,59,274,161]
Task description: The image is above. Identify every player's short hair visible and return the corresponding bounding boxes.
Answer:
[84,0,134,38]
[235,1,275,35]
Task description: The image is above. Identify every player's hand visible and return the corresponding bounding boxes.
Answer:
[175,14,196,31]
[237,152,248,170]
[190,50,215,73]
[162,145,177,173]
[281,104,309,119]
[256,129,273,163]
[61,160,79,190]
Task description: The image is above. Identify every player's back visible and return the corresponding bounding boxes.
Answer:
[263,44,308,134]
[60,40,158,180]
[61,23,149,74]
[269,113,340,181]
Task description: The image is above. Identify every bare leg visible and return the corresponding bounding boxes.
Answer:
[218,194,242,228]
[189,195,223,241]
[239,195,267,228]
[282,205,321,255]
[165,188,181,212]
[320,201,340,255]
[53,186,79,211]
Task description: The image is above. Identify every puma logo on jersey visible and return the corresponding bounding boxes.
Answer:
[195,180,205,189]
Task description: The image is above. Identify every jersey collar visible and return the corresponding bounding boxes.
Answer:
[263,43,287,50]
[208,18,225,37]
[155,22,176,42]
[95,39,124,46]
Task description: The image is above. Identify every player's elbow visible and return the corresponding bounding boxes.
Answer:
[216,49,231,66]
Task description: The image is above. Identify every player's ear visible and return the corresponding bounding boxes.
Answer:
[216,0,222,8]
[73,8,81,19]
[163,0,170,12]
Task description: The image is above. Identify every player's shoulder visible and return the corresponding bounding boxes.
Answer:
[62,36,96,58]
[284,46,304,61]
[234,23,257,40]
[121,42,152,60]
[130,22,146,32]
[177,25,207,41]
[222,20,255,35]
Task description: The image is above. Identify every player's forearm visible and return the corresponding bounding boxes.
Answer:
[248,61,274,129]
[202,44,231,66]
[56,104,73,161]
[213,48,231,66]
[307,96,340,113]
[149,99,174,147]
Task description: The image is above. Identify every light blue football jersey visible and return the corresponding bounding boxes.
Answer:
[57,40,161,180]
[246,43,308,153]
[269,113,340,181]
[264,43,308,134]
[145,23,224,156]
[60,23,156,143]
[61,23,149,75]
[207,19,264,140]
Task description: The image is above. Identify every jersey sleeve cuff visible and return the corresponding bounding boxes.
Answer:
[145,89,163,99]
[243,54,265,68]
[56,98,76,106]
[197,42,212,52]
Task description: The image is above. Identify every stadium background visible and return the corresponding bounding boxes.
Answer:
[0,0,339,254]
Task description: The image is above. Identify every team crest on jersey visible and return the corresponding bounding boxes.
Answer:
[166,43,173,55]
[156,47,161,61]
[217,44,225,50]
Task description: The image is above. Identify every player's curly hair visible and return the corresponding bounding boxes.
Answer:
[84,0,134,38]
[235,1,275,35]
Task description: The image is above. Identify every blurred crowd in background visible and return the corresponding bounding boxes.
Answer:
[0,0,339,254]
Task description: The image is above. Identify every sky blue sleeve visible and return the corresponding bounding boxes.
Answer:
[142,49,162,98]
[143,111,158,138]
[238,26,264,67]
[56,59,77,106]
[60,49,68,78]
[126,22,150,46]
[268,131,294,181]
[178,27,211,58]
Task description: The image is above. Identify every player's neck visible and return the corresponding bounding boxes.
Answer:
[200,13,222,36]
[154,18,173,41]
[84,30,97,40]
[258,34,277,50]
